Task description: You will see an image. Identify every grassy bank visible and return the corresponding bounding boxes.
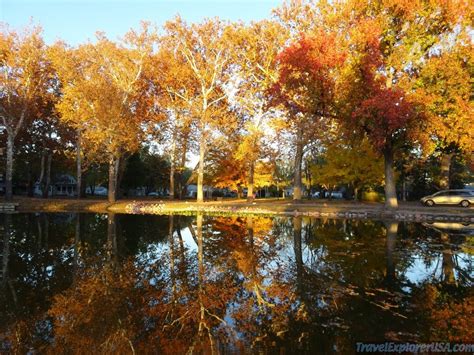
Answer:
[10,196,474,223]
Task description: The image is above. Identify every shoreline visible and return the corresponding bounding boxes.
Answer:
[6,197,474,223]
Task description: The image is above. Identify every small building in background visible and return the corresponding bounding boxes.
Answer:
[34,174,77,197]
[186,184,214,198]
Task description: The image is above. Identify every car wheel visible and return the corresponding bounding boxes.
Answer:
[460,200,470,208]
[425,199,435,207]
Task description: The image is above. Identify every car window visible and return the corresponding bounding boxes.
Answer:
[449,191,460,196]
[435,191,448,196]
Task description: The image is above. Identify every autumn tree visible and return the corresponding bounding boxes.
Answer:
[347,66,420,208]
[335,0,469,208]
[269,32,344,200]
[0,25,53,200]
[207,132,274,198]
[14,95,75,198]
[152,35,197,199]
[229,20,287,201]
[162,17,237,203]
[411,43,473,189]
[311,137,384,199]
[51,24,156,202]
[206,134,247,197]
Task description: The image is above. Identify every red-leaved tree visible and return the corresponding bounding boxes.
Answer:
[269,32,345,200]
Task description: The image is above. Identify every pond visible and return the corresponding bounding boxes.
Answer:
[0,213,473,353]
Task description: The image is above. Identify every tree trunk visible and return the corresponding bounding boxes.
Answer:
[293,130,304,201]
[247,160,255,202]
[306,159,311,198]
[76,130,82,199]
[42,153,52,199]
[237,186,243,199]
[440,153,454,190]
[354,187,359,201]
[169,138,176,200]
[197,134,205,203]
[179,138,188,200]
[38,152,45,193]
[402,178,407,202]
[383,145,398,209]
[108,155,120,203]
[5,136,14,201]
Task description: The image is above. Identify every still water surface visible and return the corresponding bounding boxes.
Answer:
[0,213,473,353]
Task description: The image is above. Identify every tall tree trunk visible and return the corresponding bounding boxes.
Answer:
[440,153,454,190]
[197,134,205,203]
[42,153,52,199]
[116,156,126,199]
[383,145,398,209]
[38,152,45,192]
[5,136,14,201]
[402,178,407,202]
[247,160,255,202]
[179,137,188,199]
[169,136,176,200]
[76,130,82,199]
[305,159,311,198]
[108,155,120,203]
[293,129,304,201]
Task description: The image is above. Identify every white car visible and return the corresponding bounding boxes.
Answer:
[421,189,474,207]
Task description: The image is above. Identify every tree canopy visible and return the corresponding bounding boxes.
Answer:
[1,0,472,204]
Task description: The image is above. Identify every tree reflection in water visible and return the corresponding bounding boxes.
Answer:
[0,213,472,353]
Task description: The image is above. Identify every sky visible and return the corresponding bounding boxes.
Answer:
[1,0,282,45]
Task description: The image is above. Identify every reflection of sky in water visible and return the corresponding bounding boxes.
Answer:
[401,251,473,286]
[136,226,196,265]
[404,254,441,284]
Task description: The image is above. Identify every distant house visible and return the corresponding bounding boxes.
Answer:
[126,186,146,197]
[186,184,214,198]
[34,174,77,197]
